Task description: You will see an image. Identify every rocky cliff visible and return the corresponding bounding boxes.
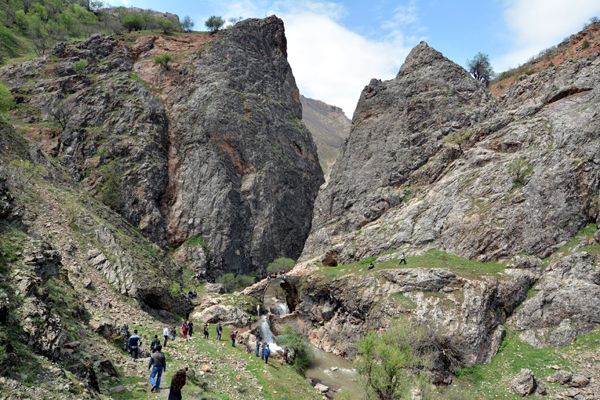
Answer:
[0,16,323,278]
[301,40,599,265]
[300,95,350,179]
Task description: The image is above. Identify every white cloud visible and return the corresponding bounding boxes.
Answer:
[495,0,600,71]
[274,1,421,117]
[283,12,415,117]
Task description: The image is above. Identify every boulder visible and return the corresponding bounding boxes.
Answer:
[94,359,119,378]
[192,304,251,327]
[321,250,338,267]
[510,369,536,396]
[314,383,329,393]
[568,375,590,388]
[548,371,572,385]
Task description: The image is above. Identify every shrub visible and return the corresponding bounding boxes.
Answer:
[508,157,534,187]
[216,273,255,293]
[266,257,295,274]
[122,14,143,32]
[154,53,172,71]
[278,325,313,375]
[355,322,431,400]
[0,83,14,113]
[580,40,590,50]
[205,15,224,33]
[181,16,194,32]
[73,59,87,75]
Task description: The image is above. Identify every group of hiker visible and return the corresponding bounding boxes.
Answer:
[254,335,274,364]
[124,328,187,399]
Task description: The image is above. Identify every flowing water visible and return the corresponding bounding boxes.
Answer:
[306,346,363,399]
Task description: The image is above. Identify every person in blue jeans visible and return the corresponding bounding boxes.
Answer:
[262,344,271,365]
[148,345,167,392]
[255,337,261,357]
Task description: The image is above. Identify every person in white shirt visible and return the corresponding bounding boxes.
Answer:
[163,326,170,347]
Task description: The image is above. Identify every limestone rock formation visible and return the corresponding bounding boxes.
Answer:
[302,39,600,266]
[512,252,600,346]
[300,95,350,179]
[0,16,323,278]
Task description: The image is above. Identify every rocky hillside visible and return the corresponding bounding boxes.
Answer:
[0,16,323,278]
[301,40,599,265]
[300,95,350,180]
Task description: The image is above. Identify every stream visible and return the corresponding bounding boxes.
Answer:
[260,285,363,399]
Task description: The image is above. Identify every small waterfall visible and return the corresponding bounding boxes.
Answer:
[270,302,289,315]
[259,315,283,351]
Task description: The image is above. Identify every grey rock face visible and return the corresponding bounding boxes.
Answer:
[300,95,350,180]
[0,17,323,279]
[301,41,600,265]
[512,252,600,346]
[164,16,323,276]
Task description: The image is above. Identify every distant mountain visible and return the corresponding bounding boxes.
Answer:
[300,95,350,180]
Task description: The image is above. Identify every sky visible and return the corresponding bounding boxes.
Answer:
[106,0,600,117]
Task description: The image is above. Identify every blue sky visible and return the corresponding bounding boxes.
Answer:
[107,0,600,116]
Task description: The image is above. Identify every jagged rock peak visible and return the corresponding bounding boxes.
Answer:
[397,40,472,80]
[231,15,288,57]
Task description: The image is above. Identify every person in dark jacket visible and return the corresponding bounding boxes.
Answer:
[128,330,142,359]
[230,330,237,347]
[168,367,187,400]
[262,344,271,365]
[187,321,194,337]
[203,323,209,339]
[216,322,222,340]
[150,335,161,353]
[148,345,167,392]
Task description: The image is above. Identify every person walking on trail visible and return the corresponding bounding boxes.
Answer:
[128,330,142,359]
[170,326,177,341]
[163,326,170,347]
[181,322,188,340]
[148,345,166,392]
[216,322,223,341]
[399,252,407,265]
[203,323,209,339]
[230,330,237,347]
[168,367,187,400]
[150,335,161,353]
[255,337,261,357]
[283,347,289,364]
[188,321,194,338]
[262,344,271,365]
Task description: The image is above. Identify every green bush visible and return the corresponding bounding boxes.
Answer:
[0,83,14,113]
[216,273,255,293]
[266,257,295,274]
[154,53,172,71]
[508,157,534,187]
[73,59,87,75]
[278,325,313,375]
[157,17,176,34]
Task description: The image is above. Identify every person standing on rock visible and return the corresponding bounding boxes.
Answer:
[150,335,161,353]
[203,323,209,339]
[216,322,223,340]
[262,344,271,365]
[163,326,170,347]
[128,329,142,359]
[148,344,167,392]
[168,367,187,400]
[230,330,237,347]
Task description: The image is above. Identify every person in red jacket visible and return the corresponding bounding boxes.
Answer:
[181,321,188,340]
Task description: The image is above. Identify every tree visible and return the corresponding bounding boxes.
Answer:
[205,15,224,33]
[355,323,430,400]
[468,52,494,86]
[266,257,295,274]
[180,16,194,32]
[278,325,313,375]
[157,17,175,34]
[122,14,143,32]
